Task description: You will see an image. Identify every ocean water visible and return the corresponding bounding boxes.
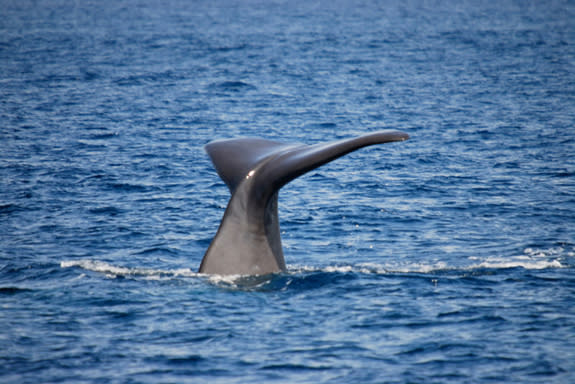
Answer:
[1,0,574,382]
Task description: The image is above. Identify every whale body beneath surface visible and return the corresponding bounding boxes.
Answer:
[199,130,409,276]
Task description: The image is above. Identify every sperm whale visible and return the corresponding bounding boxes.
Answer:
[199,130,409,275]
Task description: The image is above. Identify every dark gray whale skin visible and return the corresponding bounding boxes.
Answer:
[199,130,409,276]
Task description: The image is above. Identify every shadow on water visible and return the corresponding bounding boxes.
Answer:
[204,268,362,292]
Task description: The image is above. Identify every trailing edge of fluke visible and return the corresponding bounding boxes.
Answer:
[198,130,409,276]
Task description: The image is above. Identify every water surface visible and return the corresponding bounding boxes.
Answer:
[1,0,574,383]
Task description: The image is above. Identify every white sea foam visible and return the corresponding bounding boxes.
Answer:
[468,247,569,270]
[289,247,567,275]
[204,273,277,288]
[60,260,197,280]
[62,246,568,282]
[472,258,563,270]
[61,259,272,287]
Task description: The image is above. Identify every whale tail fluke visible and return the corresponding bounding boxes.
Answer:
[206,130,409,194]
[199,130,409,275]
[205,138,297,193]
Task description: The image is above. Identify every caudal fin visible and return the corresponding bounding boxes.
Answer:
[199,130,409,275]
[205,130,409,194]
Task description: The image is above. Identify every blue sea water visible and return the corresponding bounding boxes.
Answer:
[1,0,575,382]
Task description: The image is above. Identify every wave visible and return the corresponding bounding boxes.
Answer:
[60,260,198,280]
[290,259,564,276]
[61,247,567,283]
[206,80,257,93]
[60,259,282,289]
[292,247,568,275]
